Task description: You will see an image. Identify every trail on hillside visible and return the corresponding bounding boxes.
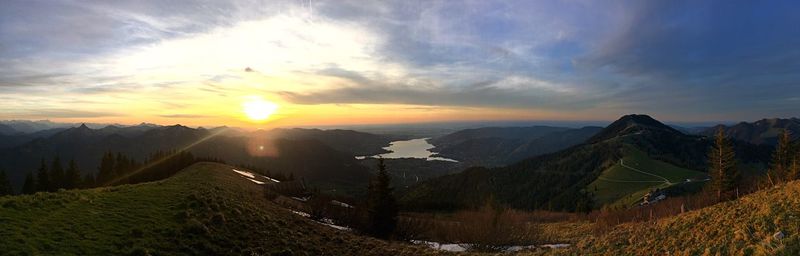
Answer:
[596,176,664,183]
[619,159,672,185]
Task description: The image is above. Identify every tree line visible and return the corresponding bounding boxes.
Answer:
[708,128,800,201]
[2,150,213,196]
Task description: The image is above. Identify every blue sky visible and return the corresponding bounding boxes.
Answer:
[0,0,798,126]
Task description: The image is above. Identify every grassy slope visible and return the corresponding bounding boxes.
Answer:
[573,181,800,255]
[588,145,705,207]
[0,162,442,256]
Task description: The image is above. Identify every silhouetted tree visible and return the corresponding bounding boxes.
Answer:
[22,172,36,195]
[770,130,792,183]
[366,157,398,239]
[49,156,64,191]
[64,158,82,189]
[0,169,12,196]
[707,128,740,200]
[82,172,96,189]
[97,152,116,185]
[35,159,49,192]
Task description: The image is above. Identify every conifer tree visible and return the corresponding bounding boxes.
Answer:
[97,152,116,185]
[22,172,36,194]
[35,158,49,192]
[50,156,64,191]
[82,172,96,189]
[64,158,82,189]
[0,169,12,196]
[770,130,792,183]
[366,157,398,239]
[707,128,740,200]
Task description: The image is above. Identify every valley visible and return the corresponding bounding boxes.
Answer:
[0,114,796,254]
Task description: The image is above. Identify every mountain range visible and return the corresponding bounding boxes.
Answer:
[428,126,603,166]
[0,124,396,195]
[700,118,800,145]
[400,114,773,211]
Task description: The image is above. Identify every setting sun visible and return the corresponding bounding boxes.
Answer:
[242,97,278,121]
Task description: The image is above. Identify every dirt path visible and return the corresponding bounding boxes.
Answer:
[619,159,673,185]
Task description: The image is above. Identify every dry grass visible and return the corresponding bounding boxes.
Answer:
[570,180,800,255]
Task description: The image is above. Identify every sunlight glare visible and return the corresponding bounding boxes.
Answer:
[242,97,278,121]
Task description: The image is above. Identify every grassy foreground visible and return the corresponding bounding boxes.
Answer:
[573,180,800,255]
[0,162,441,255]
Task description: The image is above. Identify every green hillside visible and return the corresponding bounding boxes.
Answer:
[572,180,800,255]
[0,162,440,255]
[588,145,706,207]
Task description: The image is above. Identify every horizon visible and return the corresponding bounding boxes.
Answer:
[2,1,799,128]
[3,113,796,132]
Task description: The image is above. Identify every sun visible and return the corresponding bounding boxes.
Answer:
[242,97,278,121]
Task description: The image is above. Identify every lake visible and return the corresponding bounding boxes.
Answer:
[358,138,458,162]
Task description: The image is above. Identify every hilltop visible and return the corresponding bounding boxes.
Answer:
[401,114,722,211]
[0,162,440,255]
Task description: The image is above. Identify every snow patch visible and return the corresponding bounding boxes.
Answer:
[330,200,353,208]
[232,169,255,179]
[291,196,309,202]
[291,210,311,218]
[232,168,280,183]
[290,210,351,231]
[246,178,265,184]
[411,240,469,252]
[541,244,571,249]
[412,240,570,252]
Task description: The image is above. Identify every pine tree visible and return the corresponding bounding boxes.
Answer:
[0,169,13,196]
[50,156,64,191]
[366,157,398,239]
[35,158,49,192]
[22,172,36,194]
[707,128,740,200]
[64,158,82,189]
[770,130,792,183]
[82,172,96,189]
[97,152,116,186]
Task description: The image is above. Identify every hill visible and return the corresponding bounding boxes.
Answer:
[573,180,800,255]
[401,114,762,212]
[587,145,706,207]
[264,128,393,156]
[700,118,800,145]
[0,162,441,255]
[428,126,602,166]
[0,125,402,196]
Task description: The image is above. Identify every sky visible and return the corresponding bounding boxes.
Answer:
[1,0,798,128]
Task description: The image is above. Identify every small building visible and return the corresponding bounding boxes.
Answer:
[640,188,667,206]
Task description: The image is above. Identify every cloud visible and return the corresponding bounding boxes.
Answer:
[0,109,120,119]
[2,0,799,122]
[158,114,210,118]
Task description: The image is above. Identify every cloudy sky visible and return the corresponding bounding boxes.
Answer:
[1,0,798,127]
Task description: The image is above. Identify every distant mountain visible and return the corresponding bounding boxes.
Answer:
[0,125,381,195]
[0,127,68,149]
[669,125,710,135]
[0,120,130,134]
[264,128,393,156]
[428,126,602,166]
[700,118,800,145]
[401,114,771,212]
[0,123,17,135]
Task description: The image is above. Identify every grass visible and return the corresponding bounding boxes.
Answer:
[588,145,705,207]
[570,180,800,255]
[0,162,445,255]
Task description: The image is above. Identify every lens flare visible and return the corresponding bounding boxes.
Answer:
[242,97,278,121]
